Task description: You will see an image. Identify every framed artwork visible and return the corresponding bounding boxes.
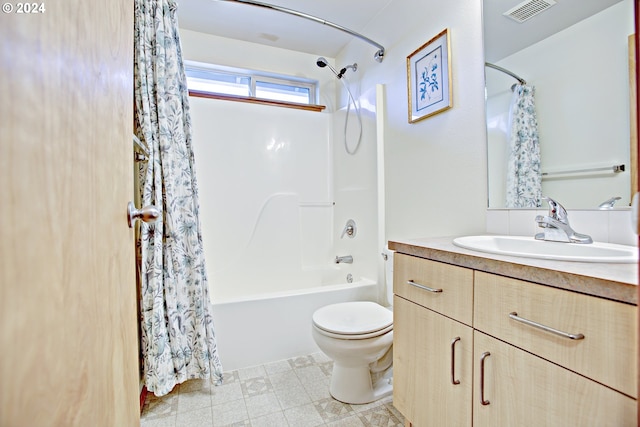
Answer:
[407,28,452,123]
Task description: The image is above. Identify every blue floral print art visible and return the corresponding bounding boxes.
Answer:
[420,56,439,101]
[415,46,443,111]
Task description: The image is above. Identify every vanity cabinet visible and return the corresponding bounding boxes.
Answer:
[393,253,637,427]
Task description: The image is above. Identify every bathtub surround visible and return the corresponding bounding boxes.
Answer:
[189,98,335,302]
[134,0,223,396]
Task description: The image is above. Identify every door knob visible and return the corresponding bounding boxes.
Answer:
[127,202,160,228]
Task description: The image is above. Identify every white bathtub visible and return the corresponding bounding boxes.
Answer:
[210,278,379,371]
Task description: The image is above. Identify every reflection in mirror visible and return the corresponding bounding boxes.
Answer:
[484,0,635,209]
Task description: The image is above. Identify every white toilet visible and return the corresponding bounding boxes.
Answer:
[311,252,394,404]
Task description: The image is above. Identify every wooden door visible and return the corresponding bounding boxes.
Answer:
[393,296,473,427]
[0,1,138,426]
[473,331,636,427]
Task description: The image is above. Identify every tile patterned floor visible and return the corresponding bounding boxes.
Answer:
[140,352,404,427]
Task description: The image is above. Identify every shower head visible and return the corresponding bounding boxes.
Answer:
[316,57,341,78]
[316,57,329,68]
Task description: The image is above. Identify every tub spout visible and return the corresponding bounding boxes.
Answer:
[335,255,353,264]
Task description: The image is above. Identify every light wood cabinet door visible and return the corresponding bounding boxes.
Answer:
[473,331,636,427]
[394,295,473,426]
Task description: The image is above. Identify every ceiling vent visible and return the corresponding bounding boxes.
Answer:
[503,0,556,23]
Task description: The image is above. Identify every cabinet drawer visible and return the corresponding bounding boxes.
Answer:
[394,253,473,326]
[474,271,637,398]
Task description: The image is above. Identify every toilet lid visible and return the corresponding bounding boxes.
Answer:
[312,301,392,336]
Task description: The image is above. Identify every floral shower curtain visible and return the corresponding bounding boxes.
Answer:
[134,0,223,396]
[505,84,542,208]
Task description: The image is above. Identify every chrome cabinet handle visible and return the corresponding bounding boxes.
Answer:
[127,202,160,228]
[509,312,585,340]
[451,337,461,385]
[406,280,443,293]
[480,351,491,406]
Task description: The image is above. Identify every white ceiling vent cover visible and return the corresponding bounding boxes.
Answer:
[503,0,557,23]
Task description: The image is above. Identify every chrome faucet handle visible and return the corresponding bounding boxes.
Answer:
[542,196,568,224]
[340,219,357,239]
[598,196,621,209]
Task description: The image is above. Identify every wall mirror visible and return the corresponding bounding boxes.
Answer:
[483,0,635,209]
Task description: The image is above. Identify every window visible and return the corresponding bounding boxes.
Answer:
[187,68,251,97]
[185,61,318,106]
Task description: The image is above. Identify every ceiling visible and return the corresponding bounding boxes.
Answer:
[177,0,624,62]
[177,0,392,59]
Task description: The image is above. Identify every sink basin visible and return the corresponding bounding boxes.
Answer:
[452,235,638,263]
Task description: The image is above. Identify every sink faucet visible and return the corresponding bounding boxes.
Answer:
[335,255,353,264]
[535,197,593,244]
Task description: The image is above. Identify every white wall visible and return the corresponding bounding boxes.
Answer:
[335,0,488,242]
[487,0,634,208]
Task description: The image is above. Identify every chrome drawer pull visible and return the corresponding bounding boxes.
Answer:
[509,312,585,340]
[451,337,461,385]
[407,280,443,293]
[480,352,490,406]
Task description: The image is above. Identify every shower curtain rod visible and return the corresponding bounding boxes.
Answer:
[217,0,386,63]
[485,62,526,85]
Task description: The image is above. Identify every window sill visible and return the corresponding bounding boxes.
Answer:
[188,90,326,112]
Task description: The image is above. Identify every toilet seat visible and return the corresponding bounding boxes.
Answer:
[312,301,393,339]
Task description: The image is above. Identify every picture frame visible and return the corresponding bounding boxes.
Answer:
[407,28,452,123]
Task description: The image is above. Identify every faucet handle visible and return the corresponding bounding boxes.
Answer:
[598,196,621,209]
[340,219,357,239]
[542,196,568,223]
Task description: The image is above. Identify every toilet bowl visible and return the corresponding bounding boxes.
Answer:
[312,300,393,404]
